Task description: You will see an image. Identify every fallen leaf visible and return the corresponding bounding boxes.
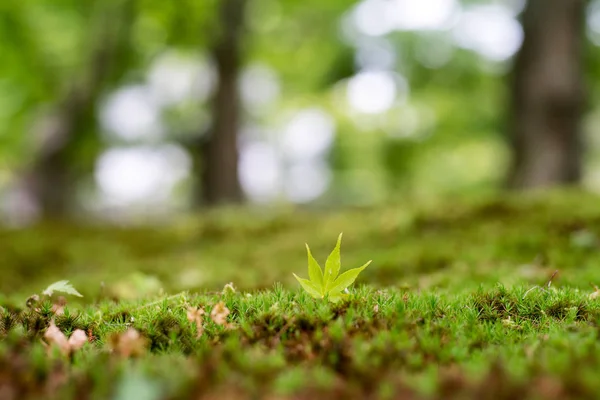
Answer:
[44,322,70,356]
[110,328,147,358]
[210,302,230,327]
[68,329,88,351]
[44,321,88,356]
[187,306,206,338]
[187,306,205,321]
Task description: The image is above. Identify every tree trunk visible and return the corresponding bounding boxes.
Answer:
[22,85,93,218]
[20,0,132,219]
[198,0,246,206]
[507,0,586,189]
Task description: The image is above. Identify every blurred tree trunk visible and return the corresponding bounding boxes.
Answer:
[507,0,586,189]
[20,0,132,219]
[198,0,246,206]
[23,85,94,218]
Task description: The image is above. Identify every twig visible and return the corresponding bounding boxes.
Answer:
[523,270,559,299]
[546,270,559,288]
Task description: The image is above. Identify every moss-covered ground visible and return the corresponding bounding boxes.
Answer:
[3,190,600,399]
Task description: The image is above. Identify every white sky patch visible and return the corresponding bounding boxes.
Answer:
[352,0,460,37]
[352,0,396,37]
[281,108,335,161]
[355,37,397,70]
[453,5,523,62]
[240,63,281,113]
[239,142,281,203]
[147,52,214,107]
[100,85,163,142]
[347,70,407,114]
[95,144,190,206]
[587,1,600,46]
[284,160,331,203]
[390,0,460,31]
[501,0,526,16]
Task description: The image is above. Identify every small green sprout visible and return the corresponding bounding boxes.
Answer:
[293,233,372,303]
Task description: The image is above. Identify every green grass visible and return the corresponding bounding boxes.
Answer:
[3,285,600,399]
[3,189,600,398]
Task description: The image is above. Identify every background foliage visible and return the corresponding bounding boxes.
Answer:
[3,0,598,222]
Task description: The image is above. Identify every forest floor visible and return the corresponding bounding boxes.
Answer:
[3,190,600,399]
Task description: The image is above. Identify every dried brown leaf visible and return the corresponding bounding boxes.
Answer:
[44,322,70,356]
[44,322,87,356]
[187,306,206,338]
[67,330,88,351]
[187,306,205,322]
[110,328,147,358]
[210,301,231,327]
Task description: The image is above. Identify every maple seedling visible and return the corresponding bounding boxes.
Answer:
[293,233,372,303]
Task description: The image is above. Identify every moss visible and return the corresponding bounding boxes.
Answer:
[4,190,600,397]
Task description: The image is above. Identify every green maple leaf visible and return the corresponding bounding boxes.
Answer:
[293,233,371,302]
